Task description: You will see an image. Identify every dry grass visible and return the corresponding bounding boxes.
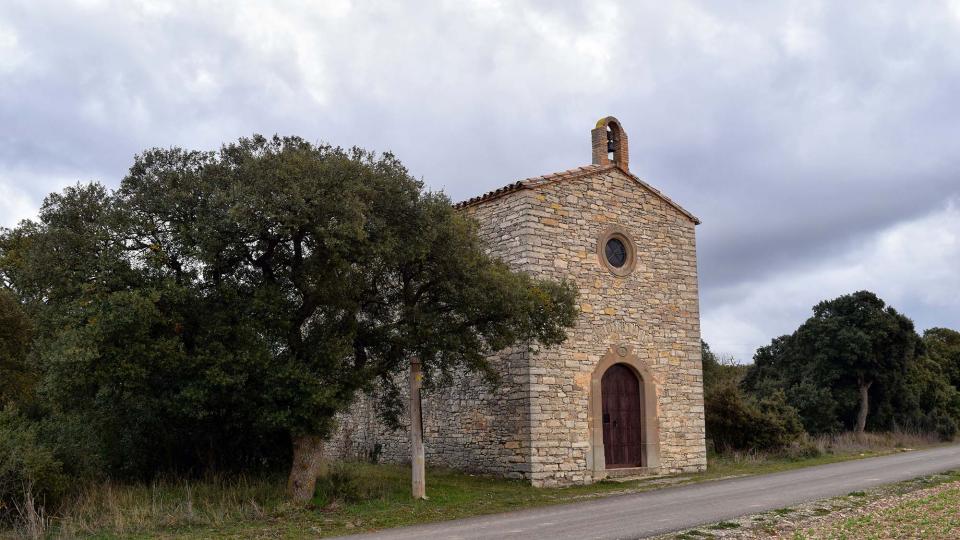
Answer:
[809,430,940,454]
[808,479,960,539]
[714,430,941,467]
[11,487,50,540]
[1,431,946,539]
[666,470,960,539]
[30,473,289,539]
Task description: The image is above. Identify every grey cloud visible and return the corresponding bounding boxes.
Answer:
[1,0,959,359]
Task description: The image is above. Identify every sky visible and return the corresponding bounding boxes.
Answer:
[1,1,958,361]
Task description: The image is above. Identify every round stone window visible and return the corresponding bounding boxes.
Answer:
[597,226,636,277]
[605,238,627,268]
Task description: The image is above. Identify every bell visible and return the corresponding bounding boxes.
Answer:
[607,138,617,153]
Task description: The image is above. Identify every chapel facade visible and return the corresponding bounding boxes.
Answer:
[327,117,706,486]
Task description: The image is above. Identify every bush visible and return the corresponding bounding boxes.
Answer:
[702,341,805,452]
[314,467,362,507]
[37,412,107,482]
[782,436,822,460]
[311,463,393,508]
[0,408,67,523]
[705,383,805,453]
[920,409,958,441]
[0,289,34,405]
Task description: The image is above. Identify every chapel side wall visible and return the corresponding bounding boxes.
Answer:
[522,169,706,486]
[324,190,538,478]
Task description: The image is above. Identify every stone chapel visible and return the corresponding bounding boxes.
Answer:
[328,117,706,486]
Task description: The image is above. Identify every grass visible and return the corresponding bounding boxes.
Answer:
[673,531,711,539]
[15,474,290,539]
[672,469,960,539]
[706,521,740,530]
[812,481,960,539]
[3,431,945,539]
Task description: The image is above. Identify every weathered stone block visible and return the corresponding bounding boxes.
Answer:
[323,118,706,486]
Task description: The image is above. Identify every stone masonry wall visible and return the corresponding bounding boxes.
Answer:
[325,167,706,486]
[323,191,539,478]
[521,168,706,486]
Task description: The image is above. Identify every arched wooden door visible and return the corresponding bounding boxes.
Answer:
[601,363,643,468]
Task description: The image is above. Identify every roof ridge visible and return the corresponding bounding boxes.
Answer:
[453,164,700,225]
[614,165,701,224]
[453,164,607,208]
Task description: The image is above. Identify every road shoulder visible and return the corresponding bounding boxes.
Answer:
[657,469,960,539]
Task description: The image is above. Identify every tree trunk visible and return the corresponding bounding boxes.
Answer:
[855,380,873,434]
[287,434,326,502]
[410,358,426,499]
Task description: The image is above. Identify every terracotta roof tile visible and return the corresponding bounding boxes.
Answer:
[453,165,603,208]
[453,164,700,224]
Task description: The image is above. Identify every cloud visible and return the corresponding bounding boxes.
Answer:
[702,199,960,361]
[0,174,43,227]
[0,1,958,359]
[0,165,97,228]
[0,20,27,74]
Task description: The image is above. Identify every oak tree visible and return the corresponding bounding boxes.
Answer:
[1,136,578,501]
[745,291,923,434]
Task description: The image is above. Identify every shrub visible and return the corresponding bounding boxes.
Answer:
[311,464,391,508]
[37,412,107,482]
[0,408,67,523]
[782,436,822,460]
[705,383,805,452]
[0,289,34,405]
[703,340,805,453]
[314,467,362,507]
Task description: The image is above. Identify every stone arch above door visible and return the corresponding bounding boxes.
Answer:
[588,345,660,476]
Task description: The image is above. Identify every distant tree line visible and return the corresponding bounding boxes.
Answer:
[0,135,578,519]
[704,291,960,453]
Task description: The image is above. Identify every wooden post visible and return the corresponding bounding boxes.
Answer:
[410,358,426,499]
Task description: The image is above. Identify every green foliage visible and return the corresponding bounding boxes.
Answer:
[0,407,66,523]
[313,466,367,507]
[35,412,106,482]
[701,340,748,392]
[702,341,804,452]
[706,292,960,451]
[744,291,922,433]
[891,354,960,439]
[1,182,290,478]
[745,337,848,434]
[0,135,577,483]
[705,383,805,452]
[708,521,742,530]
[924,328,960,388]
[0,290,33,405]
[743,292,959,440]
